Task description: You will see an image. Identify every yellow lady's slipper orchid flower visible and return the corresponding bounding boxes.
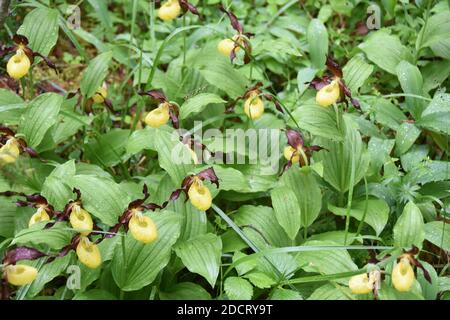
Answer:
[76,237,102,269]
[0,138,21,165]
[144,103,171,128]
[5,264,38,286]
[244,92,264,120]
[349,273,372,295]
[315,79,340,107]
[69,204,94,236]
[392,257,415,292]
[7,49,31,80]
[129,211,158,244]
[188,177,212,211]
[28,207,51,228]
[158,0,181,21]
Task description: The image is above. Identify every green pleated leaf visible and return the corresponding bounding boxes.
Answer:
[159,282,211,300]
[175,233,222,287]
[112,211,181,291]
[27,254,73,297]
[314,116,369,192]
[280,168,322,228]
[342,54,374,93]
[234,205,291,248]
[359,30,414,74]
[18,93,63,148]
[417,92,450,135]
[41,160,76,211]
[417,11,450,59]
[395,122,421,155]
[125,127,157,155]
[328,198,389,236]
[270,287,302,300]
[0,89,26,124]
[180,93,225,119]
[17,7,59,56]
[0,197,17,238]
[12,223,73,250]
[307,19,329,69]
[84,129,130,167]
[271,186,302,240]
[290,104,344,141]
[224,277,253,300]
[153,129,194,185]
[396,60,426,119]
[297,67,317,96]
[307,283,352,300]
[68,175,130,226]
[80,51,113,99]
[296,240,358,284]
[424,221,450,252]
[393,202,425,250]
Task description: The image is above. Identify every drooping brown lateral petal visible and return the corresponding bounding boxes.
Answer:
[33,52,57,73]
[179,0,200,17]
[218,4,243,33]
[263,94,284,113]
[340,81,360,108]
[285,129,304,149]
[0,45,14,57]
[197,167,219,188]
[3,246,46,265]
[169,109,180,129]
[326,56,343,78]
[21,146,39,158]
[138,89,167,102]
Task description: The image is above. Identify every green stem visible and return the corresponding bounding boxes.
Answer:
[356,176,369,236]
[344,143,356,245]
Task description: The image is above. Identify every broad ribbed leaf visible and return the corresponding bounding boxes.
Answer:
[112,211,181,291]
[175,233,222,287]
[280,168,321,228]
[271,186,301,240]
[0,197,17,238]
[396,61,426,118]
[180,93,225,119]
[307,19,328,69]
[85,129,130,167]
[18,93,63,148]
[159,282,211,300]
[314,116,369,192]
[359,31,414,74]
[153,129,194,184]
[424,221,450,252]
[17,8,59,56]
[68,175,129,226]
[417,92,450,135]
[291,104,343,141]
[224,277,253,300]
[342,54,373,93]
[328,198,389,236]
[308,284,352,300]
[12,223,73,250]
[41,160,76,211]
[393,202,425,249]
[80,51,113,98]
[0,89,25,124]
